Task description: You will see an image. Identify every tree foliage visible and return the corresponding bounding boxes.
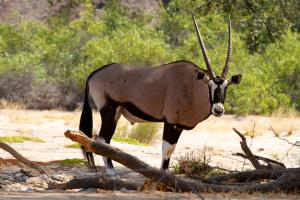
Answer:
[0,0,299,114]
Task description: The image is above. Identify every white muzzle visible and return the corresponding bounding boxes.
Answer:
[212,103,224,117]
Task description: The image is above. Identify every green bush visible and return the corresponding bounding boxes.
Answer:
[128,123,160,144]
[0,0,298,115]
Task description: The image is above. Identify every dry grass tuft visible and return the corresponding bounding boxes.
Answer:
[0,99,25,110]
[171,150,212,178]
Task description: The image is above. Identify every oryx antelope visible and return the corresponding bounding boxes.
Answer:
[79,13,242,171]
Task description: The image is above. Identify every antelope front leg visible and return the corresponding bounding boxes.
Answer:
[161,123,182,170]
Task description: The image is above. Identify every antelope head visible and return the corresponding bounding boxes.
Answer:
[192,13,242,117]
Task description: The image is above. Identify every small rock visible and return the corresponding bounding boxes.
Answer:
[32,187,45,192]
[104,169,119,178]
[47,189,66,193]
[119,187,137,193]
[14,173,28,182]
[6,183,28,191]
[39,174,49,180]
[26,177,48,188]
[51,174,68,182]
[15,173,23,178]
[1,166,20,174]
[25,188,34,193]
[0,174,14,181]
[120,187,130,193]
[79,188,97,192]
[3,180,12,184]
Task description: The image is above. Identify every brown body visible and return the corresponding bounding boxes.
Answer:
[88,61,211,129]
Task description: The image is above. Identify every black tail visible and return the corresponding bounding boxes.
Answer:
[79,83,95,169]
[79,83,93,137]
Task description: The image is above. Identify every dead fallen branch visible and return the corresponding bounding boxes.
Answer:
[48,175,139,191]
[64,130,200,193]
[62,130,300,193]
[233,152,286,169]
[233,128,285,169]
[0,141,48,175]
[205,168,300,184]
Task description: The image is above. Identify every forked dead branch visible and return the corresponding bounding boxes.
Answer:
[232,128,286,170]
[0,141,48,175]
[57,130,300,193]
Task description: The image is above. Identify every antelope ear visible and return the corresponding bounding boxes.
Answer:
[195,70,210,84]
[228,74,242,85]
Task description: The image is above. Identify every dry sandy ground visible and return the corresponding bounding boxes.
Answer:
[0,109,300,199]
[1,192,300,200]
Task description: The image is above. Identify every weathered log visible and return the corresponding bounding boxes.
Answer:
[63,130,300,193]
[205,168,300,184]
[48,175,139,191]
[64,130,199,193]
[0,141,48,175]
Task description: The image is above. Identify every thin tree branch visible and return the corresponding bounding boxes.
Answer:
[0,142,48,175]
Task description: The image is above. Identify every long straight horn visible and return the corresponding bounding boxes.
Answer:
[191,12,215,79]
[221,19,232,79]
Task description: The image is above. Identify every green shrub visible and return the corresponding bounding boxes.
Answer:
[128,123,160,144]
[59,158,86,166]
[112,136,147,146]
[65,143,81,149]
[0,0,298,115]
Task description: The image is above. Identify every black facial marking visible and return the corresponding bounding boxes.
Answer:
[213,87,225,103]
[209,78,227,104]
[214,77,225,84]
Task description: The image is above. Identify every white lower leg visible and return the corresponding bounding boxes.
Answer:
[160,140,176,170]
[96,137,111,169]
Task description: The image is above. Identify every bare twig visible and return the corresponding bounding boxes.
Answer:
[0,142,48,175]
[233,153,286,169]
[271,127,300,147]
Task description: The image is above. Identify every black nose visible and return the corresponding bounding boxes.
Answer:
[214,108,224,114]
